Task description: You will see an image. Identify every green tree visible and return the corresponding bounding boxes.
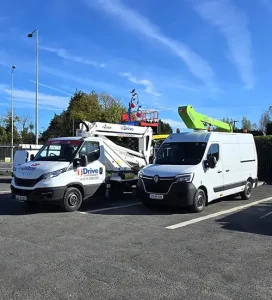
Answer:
[40,90,127,142]
[160,120,173,134]
[259,110,271,132]
[241,116,252,131]
[99,93,126,123]
[68,90,102,122]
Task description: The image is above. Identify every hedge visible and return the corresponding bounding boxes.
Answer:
[254,135,272,179]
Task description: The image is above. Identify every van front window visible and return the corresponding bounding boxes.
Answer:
[155,142,207,165]
[34,140,83,162]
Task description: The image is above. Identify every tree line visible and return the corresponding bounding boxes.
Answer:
[1,89,271,145]
[0,90,172,145]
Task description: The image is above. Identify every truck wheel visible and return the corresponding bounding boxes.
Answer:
[60,187,82,212]
[190,189,206,213]
[240,181,252,200]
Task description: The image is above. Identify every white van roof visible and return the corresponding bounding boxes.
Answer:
[165,131,254,143]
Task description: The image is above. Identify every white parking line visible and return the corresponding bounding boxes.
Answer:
[166,196,272,230]
[260,210,272,219]
[80,202,141,214]
[0,191,10,194]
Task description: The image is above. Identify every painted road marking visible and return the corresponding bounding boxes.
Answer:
[166,197,272,230]
[260,210,272,219]
[80,202,141,214]
[0,191,10,194]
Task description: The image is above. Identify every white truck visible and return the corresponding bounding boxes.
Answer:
[136,105,258,213]
[10,121,153,211]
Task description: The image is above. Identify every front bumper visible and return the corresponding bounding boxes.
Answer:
[11,185,66,203]
[136,178,197,207]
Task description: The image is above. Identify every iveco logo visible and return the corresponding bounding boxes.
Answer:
[21,173,31,177]
[153,175,159,183]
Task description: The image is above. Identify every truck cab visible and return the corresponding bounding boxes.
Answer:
[11,121,153,212]
[11,137,106,211]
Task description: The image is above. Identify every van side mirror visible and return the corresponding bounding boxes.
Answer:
[206,156,217,168]
[30,154,35,161]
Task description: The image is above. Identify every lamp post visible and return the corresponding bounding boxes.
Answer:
[27,29,39,144]
[11,65,16,168]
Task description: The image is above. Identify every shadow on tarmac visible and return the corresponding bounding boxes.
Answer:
[215,202,272,237]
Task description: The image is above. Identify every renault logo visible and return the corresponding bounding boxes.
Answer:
[153,175,159,183]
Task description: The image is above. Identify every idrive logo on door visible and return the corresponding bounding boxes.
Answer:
[77,168,99,176]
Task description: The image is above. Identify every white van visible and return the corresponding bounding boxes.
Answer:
[136,131,258,212]
[12,145,43,176]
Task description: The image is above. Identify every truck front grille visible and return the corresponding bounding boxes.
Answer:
[14,176,39,187]
[142,176,175,194]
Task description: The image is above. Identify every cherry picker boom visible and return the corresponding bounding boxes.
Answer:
[178,105,233,132]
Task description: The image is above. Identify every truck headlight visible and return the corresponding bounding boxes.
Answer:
[175,173,194,183]
[41,168,66,180]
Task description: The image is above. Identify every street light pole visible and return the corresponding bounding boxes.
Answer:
[27,29,39,144]
[11,65,16,169]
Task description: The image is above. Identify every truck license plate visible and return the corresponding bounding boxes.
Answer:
[15,195,27,201]
[149,194,163,200]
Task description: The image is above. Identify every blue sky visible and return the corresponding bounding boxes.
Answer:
[0,0,272,133]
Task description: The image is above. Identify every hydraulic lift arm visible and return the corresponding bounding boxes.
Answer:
[178,105,233,133]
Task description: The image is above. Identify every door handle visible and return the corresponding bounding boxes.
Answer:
[226,169,230,172]
[217,170,222,173]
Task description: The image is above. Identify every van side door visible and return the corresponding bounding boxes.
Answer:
[205,143,224,201]
[76,140,106,198]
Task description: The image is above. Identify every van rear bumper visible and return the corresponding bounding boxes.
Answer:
[136,179,197,207]
[10,185,65,202]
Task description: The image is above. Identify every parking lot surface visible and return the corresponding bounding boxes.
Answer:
[0,184,272,300]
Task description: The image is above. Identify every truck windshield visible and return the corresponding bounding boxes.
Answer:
[155,142,207,165]
[34,140,83,162]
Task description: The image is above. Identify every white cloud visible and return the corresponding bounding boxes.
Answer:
[39,65,129,97]
[193,0,255,89]
[40,46,106,68]
[162,118,186,130]
[0,84,69,111]
[29,80,73,96]
[120,72,160,97]
[83,0,216,87]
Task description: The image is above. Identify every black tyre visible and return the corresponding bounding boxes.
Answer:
[190,188,206,213]
[60,187,83,212]
[240,181,252,200]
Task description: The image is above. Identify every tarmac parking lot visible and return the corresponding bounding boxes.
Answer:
[0,182,272,300]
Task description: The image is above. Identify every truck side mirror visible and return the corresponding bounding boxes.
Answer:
[80,154,88,166]
[73,155,88,169]
[30,154,35,161]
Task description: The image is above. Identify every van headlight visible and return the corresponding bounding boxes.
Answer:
[41,168,66,180]
[175,173,194,183]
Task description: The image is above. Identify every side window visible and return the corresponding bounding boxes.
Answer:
[207,143,219,161]
[79,141,100,163]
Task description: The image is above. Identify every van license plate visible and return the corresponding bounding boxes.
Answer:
[15,195,27,201]
[149,194,163,200]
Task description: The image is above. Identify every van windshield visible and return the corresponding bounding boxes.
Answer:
[34,140,83,162]
[155,142,207,165]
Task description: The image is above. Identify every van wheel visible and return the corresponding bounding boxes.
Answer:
[60,187,83,212]
[240,181,252,200]
[190,189,206,213]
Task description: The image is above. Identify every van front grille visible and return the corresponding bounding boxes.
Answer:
[142,176,175,194]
